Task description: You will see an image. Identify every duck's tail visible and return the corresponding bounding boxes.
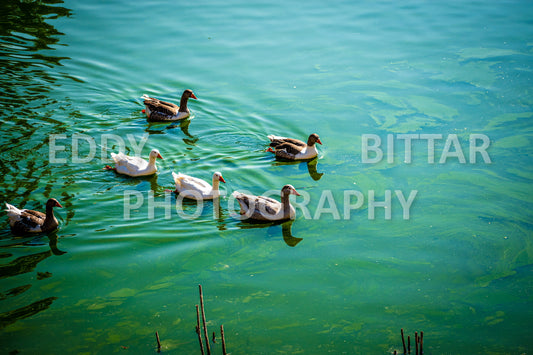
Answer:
[171,172,183,186]
[5,202,22,218]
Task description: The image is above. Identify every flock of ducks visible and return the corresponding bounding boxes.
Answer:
[5,89,322,235]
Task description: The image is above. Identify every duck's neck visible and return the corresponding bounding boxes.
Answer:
[211,178,220,191]
[148,156,158,169]
[179,94,190,113]
[42,205,58,231]
[281,192,292,218]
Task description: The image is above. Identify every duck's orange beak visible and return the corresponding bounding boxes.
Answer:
[219,176,226,183]
[317,138,322,145]
[157,153,163,159]
[56,201,63,208]
[292,189,300,196]
[191,93,198,99]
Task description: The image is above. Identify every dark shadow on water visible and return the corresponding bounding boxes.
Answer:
[0,231,65,327]
[0,250,51,280]
[0,284,32,301]
[0,296,58,330]
[236,219,303,247]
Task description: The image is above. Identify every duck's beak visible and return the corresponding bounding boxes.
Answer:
[191,93,198,99]
[317,138,322,145]
[219,176,226,183]
[292,189,301,196]
[157,153,163,159]
[56,201,63,208]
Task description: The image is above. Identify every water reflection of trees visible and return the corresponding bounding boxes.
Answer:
[0,231,64,328]
[0,0,74,211]
[0,0,72,110]
[0,0,71,331]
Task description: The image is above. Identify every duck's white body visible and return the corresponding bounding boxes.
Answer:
[110,149,162,177]
[232,185,299,222]
[172,171,225,200]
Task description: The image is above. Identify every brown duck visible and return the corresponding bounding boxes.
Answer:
[267,133,322,160]
[5,198,62,235]
[232,184,300,222]
[141,89,197,122]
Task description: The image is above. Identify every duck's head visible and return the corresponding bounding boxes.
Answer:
[46,198,63,209]
[213,171,226,183]
[281,184,300,197]
[308,133,322,146]
[183,89,198,100]
[150,149,163,160]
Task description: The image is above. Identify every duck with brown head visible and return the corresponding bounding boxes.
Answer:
[5,198,62,235]
[232,184,300,222]
[267,133,322,160]
[141,89,197,122]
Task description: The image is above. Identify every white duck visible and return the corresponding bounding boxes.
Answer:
[141,89,197,122]
[5,198,62,235]
[105,149,163,177]
[172,171,226,200]
[232,184,300,222]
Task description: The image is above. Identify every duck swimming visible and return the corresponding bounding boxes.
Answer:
[105,149,163,177]
[172,171,226,200]
[5,198,62,235]
[232,184,300,222]
[267,133,322,160]
[142,89,197,122]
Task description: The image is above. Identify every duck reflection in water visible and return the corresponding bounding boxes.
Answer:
[106,169,162,193]
[271,156,324,181]
[236,219,303,247]
[145,117,199,145]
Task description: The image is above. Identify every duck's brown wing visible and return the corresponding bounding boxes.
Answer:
[236,194,279,216]
[276,142,303,155]
[22,209,46,221]
[11,210,45,234]
[269,137,305,148]
[144,98,179,116]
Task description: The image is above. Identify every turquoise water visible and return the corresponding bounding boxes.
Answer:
[1,0,533,353]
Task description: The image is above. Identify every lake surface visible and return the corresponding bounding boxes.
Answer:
[1,0,532,353]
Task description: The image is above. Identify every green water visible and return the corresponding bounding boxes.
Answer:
[1,0,533,353]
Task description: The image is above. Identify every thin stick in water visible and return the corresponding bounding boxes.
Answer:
[196,305,205,355]
[415,331,418,355]
[155,331,162,353]
[221,324,227,355]
[420,331,424,355]
[199,284,211,355]
[408,335,411,354]
[401,328,406,354]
